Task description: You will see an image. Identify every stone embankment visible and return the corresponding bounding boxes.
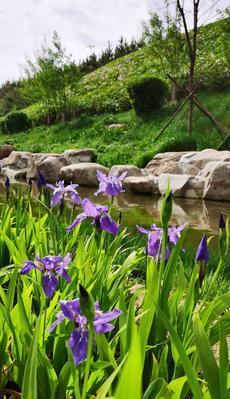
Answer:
[0,145,230,201]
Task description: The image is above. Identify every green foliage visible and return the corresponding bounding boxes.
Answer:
[22,31,81,123]
[0,90,229,167]
[5,111,31,133]
[0,187,229,398]
[0,80,30,117]
[155,135,197,153]
[0,18,227,126]
[127,75,168,116]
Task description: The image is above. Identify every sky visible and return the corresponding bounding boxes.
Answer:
[0,0,228,84]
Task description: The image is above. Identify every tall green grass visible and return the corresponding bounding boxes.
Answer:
[0,185,229,398]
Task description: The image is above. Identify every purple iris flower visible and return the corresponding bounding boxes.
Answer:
[95,170,127,197]
[20,254,71,298]
[37,171,47,189]
[66,198,119,235]
[5,176,10,190]
[49,298,121,365]
[219,213,225,230]
[47,180,82,207]
[137,223,186,260]
[195,234,209,263]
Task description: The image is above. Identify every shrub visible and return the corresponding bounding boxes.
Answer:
[5,111,31,133]
[127,75,168,116]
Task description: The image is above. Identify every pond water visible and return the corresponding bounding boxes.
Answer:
[1,180,229,243]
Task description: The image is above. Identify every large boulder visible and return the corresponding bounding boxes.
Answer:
[158,173,205,198]
[199,161,230,201]
[26,153,62,180]
[179,149,230,175]
[0,144,17,160]
[123,176,159,194]
[38,156,69,183]
[145,152,187,176]
[1,151,32,170]
[63,149,95,163]
[110,164,147,178]
[1,151,32,178]
[60,163,109,186]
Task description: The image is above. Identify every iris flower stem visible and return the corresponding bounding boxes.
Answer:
[159,227,168,282]
[43,300,47,349]
[200,257,223,308]
[72,362,81,399]
[82,324,94,399]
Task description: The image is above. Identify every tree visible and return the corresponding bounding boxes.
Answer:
[23,31,81,124]
[176,0,200,134]
[0,80,30,116]
[143,1,229,137]
[142,10,185,103]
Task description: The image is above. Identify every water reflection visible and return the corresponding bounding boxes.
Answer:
[79,187,229,234]
[0,180,229,234]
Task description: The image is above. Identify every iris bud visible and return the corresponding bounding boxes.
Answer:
[219,213,226,259]
[160,189,172,229]
[79,284,95,325]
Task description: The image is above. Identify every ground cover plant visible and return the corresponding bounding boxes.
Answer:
[0,89,229,168]
[0,173,229,398]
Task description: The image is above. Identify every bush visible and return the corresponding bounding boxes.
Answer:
[135,136,197,168]
[127,75,168,116]
[5,111,31,133]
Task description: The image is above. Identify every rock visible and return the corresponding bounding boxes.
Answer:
[110,164,147,178]
[179,149,230,175]
[199,161,230,201]
[123,176,159,194]
[1,151,32,169]
[60,163,109,186]
[146,152,188,175]
[38,156,69,183]
[158,173,205,198]
[26,153,50,179]
[0,144,17,160]
[108,123,125,129]
[14,169,28,180]
[63,149,95,163]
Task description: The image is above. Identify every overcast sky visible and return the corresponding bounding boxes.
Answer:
[0,0,228,84]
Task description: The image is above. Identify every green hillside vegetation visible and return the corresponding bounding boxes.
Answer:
[1,90,229,167]
[0,17,229,166]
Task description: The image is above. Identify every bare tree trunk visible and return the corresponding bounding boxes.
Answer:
[177,0,200,136]
[188,62,195,135]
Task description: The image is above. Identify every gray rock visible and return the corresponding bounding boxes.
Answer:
[123,176,159,194]
[158,173,205,198]
[60,162,109,186]
[1,151,32,170]
[110,164,147,178]
[108,123,125,129]
[63,149,95,163]
[199,161,230,201]
[38,156,69,183]
[179,149,230,175]
[146,152,187,175]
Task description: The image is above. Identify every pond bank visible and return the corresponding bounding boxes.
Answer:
[0,146,230,202]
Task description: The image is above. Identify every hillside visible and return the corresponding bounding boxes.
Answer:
[4,17,228,124]
[1,90,229,167]
[0,18,229,167]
